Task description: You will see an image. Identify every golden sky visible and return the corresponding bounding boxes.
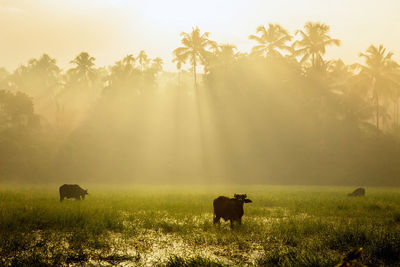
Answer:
[1,0,399,71]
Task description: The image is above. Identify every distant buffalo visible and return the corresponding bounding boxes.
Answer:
[348,187,365,197]
[59,184,88,202]
[213,194,252,228]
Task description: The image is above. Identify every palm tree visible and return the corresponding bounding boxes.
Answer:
[172,51,185,72]
[325,60,375,127]
[151,57,164,73]
[10,54,60,99]
[392,70,400,129]
[216,44,237,65]
[249,24,292,58]
[33,54,61,86]
[327,59,353,89]
[207,44,238,73]
[122,54,136,70]
[358,44,399,131]
[137,50,149,72]
[0,67,9,90]
[68,52,97,86]
[173,26,216,89]
[294,22,341,69]
[107,55,139,88]
[172,50,186,87]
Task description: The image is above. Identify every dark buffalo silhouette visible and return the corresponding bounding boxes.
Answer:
[59,184,88,202]
[213,194,252,228]
[348,187,365,197]
[335,247,363,267]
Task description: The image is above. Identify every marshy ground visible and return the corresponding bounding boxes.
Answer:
[1,185,400,266]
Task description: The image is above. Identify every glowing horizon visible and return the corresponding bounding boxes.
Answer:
[1,0,399,71]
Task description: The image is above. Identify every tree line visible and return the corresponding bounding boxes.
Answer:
[1,22,400,185]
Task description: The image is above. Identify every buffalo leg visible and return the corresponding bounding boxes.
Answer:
[213,216,221,225]
[238,218,242,225]
[230,219,234,229]
[60,196,64,202]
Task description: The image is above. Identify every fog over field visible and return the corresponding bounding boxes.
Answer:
[1,1,400,186]
[1,16,400,185]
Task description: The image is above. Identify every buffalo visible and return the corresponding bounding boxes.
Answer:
[348,187,365,197]
[213,194,252,228]
[335,247,363,267]
[59,184,88,202]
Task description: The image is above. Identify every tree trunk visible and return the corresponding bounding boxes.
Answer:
[178,70,181,89]
[396,90,399,129]
[393,99,396,129]
[397,98,399,129]
[193,64,197,90]
[312,53,315,68]
[376,91,380,132]
[372,78,379,134]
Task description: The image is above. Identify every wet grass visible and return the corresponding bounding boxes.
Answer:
[0,185,400,266]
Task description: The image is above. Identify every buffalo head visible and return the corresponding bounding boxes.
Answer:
[234,193,252,203]
[82,189,89,199]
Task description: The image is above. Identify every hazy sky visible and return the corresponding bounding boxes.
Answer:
[1,0,399,71]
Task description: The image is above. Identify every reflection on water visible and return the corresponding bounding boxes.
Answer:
[5,214,266,266]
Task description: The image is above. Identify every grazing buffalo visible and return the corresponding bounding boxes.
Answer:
[59,184,88,202]
[213,194,252,229]
[348,187,365,197]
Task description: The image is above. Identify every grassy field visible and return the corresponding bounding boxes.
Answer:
[1,185,400,266]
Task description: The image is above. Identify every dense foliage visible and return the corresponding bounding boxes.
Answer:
[1,22,400,185]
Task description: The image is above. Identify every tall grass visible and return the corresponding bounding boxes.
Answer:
[0,185,399,266]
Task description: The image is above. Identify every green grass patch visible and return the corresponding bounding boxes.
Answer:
[0,185,399,266]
